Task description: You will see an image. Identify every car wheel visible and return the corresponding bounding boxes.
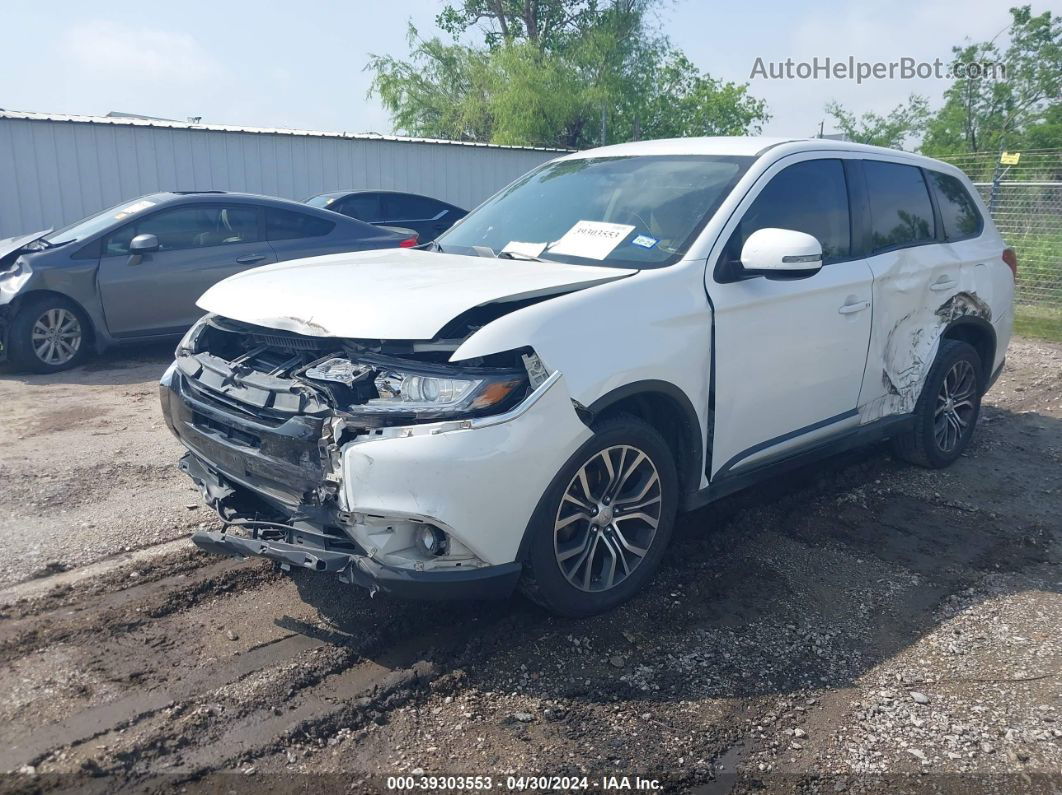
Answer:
[892,339,983,468]
[8,295,91,373]
[520,414,678,617]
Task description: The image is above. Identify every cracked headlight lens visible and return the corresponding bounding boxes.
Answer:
[358,366,526,418]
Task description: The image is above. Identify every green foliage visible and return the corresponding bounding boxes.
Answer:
[921,5,1061,155]
[368,0,769,148]
[824,95,930,149]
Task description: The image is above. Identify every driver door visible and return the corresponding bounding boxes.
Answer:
[707,156,875,479]
[97,204,275,337]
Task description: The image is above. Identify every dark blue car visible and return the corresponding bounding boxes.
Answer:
[0,191,414,372]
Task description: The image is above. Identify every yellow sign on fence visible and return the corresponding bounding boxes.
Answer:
[1000,151,1021,165]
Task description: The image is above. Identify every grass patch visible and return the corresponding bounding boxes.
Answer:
[1014,304,1062,342]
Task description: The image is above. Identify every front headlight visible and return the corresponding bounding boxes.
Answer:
[359,365,526,419]
[176,313,213,356]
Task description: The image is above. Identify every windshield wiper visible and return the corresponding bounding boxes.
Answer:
[497,250,545,262]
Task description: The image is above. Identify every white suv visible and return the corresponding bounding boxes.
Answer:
[160,137,1014,616]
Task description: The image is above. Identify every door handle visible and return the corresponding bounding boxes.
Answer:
[236,254,267,265]
[838,300,871,315]
[930,277,957,292]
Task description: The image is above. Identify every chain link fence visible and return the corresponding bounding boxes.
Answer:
[937,149,1061,338]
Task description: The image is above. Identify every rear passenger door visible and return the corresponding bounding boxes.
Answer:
[707,156,875,480]
[854,160,966,421]
[97,204,276,337]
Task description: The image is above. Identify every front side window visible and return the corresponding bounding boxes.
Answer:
[384,194,443,221]
[724,159,851,263]
[437,155,753,269]
[104,205,259,256]
[929,171,983,241]
[266,208,335,241]
[864,161,935,252]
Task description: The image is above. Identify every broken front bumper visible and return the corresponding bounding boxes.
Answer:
[160,358,591,601]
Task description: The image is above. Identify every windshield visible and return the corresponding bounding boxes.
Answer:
[437,155,752,268]
[44,197,161,246]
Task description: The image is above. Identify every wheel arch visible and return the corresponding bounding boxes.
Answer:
[585,380,704,502]
[940,316,995,389]
[10,289,97,343]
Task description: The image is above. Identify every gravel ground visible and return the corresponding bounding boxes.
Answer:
[0,338,1058,793]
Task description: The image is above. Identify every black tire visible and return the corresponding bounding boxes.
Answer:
[7,294,92,374]
[891,339,983,468]
[520,414,679,617]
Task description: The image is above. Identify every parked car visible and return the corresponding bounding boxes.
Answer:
[0,192,416,372]
[162,138,1014,616]
[305,190,466,242]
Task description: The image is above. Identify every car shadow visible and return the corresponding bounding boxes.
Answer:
[284,404,1060,710]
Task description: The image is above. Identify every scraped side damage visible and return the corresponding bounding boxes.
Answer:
[860,291,991,423]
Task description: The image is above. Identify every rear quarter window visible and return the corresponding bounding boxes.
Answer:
[863,161,935,253]
[928,171,983,241]
[266,209,335,241]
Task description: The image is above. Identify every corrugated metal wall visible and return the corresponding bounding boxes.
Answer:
[0,116,560,238]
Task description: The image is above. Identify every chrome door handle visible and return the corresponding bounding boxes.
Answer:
[838,300,871,315]
[930,277,957,292]
[236,254,267,265]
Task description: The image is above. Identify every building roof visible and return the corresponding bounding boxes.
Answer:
[0,108,571,153]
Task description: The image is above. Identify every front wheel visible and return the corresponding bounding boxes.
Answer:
[892,339,983,468]
[7,295,91,373]
[520,415,678,617]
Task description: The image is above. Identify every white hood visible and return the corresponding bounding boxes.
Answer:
[197,248,631,339]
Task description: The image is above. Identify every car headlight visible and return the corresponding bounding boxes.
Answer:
[360,366,526,418]
[176,313,213,356]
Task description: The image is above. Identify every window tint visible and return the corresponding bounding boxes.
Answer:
[383,193,444,221]
[335,194,383,222]
[863,161,935,252]
[266,209,335,241]
[929,171,982,240]
[728,159,851,262]
[104,205,259,256]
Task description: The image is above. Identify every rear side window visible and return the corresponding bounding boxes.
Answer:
[335,194,383,222]
[863,161,935,252]
[928,171,983,241]
[266,209,335,241]
[728,159,851,262]
[383,194,445,221]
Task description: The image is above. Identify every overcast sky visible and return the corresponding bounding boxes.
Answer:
[1,0,1057,140]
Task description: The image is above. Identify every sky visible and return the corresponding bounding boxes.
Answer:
[1,0,1058,141]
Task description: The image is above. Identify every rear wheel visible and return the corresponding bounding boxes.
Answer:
[520,415,678,617]
[892,339,983,468]
[8,295,91,373]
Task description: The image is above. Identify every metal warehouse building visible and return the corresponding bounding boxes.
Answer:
[0,110,564,239]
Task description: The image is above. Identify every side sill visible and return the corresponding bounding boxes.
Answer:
[684,413,915,511]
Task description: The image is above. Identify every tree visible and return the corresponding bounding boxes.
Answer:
[823,95,930,149]
[921,5,1061,155]
[367,0,770,148]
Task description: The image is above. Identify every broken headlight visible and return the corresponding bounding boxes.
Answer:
[331,358,527,424]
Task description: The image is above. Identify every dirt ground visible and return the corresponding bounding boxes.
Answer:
[0,338,1059,794]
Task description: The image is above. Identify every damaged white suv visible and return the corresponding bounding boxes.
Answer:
[160,137,1014,616]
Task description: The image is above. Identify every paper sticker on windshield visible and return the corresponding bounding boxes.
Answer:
[549,221,635,260]
[631,234,657,249]
[114,199,156,220]
[502,241,547,258]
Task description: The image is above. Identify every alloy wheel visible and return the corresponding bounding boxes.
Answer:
[553,444,663,593]
[31,308,82,367]
[934,359,977,453]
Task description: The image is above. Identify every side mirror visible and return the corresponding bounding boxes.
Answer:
[739,228,822,278]
[129,233,160,254]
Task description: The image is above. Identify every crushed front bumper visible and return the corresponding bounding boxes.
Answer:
[190,526,522,601]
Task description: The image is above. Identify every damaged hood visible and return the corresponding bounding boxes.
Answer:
[0,230,50,262]
[197,248,632,339]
